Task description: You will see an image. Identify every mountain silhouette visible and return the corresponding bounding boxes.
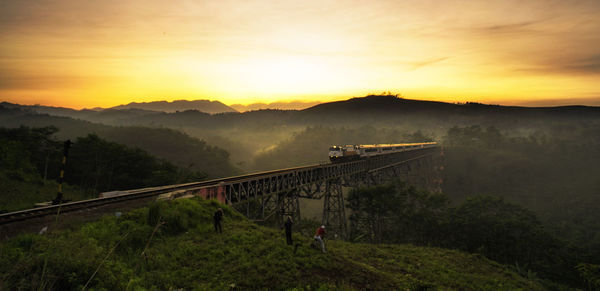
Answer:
[3,95,599,130]
[230,101,321,112]
[302,95,600,116]
[110,99,237,114]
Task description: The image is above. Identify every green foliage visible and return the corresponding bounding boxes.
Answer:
[0,126,208,211]
[100,126,238,178]
[347,183,579,286]
[347,181,449,245]
[66,134,206,194]
[443,124,600,281]
[576,263,600,290]
[0,198,544,290]
[0,169,85,212]
[0,127,88,212]
[449,196,568,281]
[0,108,239,179]
[0,126,61,178]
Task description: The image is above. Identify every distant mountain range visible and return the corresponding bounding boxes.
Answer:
[5,95,600,118]
[230,101,322,112]
[4,95,600,172]
[3,95,600,130]
[109,100,237,114]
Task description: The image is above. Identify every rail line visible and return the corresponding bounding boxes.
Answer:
[0,163,322,226]
[0,145,441,236]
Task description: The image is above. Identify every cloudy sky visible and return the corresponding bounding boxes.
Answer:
[1,0,599,108]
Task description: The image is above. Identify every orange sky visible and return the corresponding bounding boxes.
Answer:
[1,0,599,109]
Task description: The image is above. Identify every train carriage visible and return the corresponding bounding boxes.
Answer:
[329,142,437,162]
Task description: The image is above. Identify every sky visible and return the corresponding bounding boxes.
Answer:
[1,0,599,109]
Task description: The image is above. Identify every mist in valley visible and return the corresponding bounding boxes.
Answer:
[2,95,600,287]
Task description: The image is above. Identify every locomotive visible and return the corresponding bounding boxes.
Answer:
[328,142,437,162]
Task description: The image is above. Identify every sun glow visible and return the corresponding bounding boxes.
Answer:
[1,0,599,108]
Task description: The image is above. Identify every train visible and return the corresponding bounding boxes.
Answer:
[94,142,437,205]
[328,142,437,162]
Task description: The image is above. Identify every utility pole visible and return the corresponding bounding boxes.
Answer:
[52,140,71,205]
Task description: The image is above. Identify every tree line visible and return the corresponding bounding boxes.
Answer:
[0,126,208,210]
[442,125,600,267]
[347,181,597,288]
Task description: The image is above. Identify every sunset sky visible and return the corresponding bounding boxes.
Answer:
[1,0,599,109]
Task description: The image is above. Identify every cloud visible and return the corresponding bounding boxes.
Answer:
[518,54,600,75]
[475,20,546,35]
[410,57,448,70]
[0,69,108,90]
[558,54,600,74]
[503,97,600,107]
[1,0,600,107]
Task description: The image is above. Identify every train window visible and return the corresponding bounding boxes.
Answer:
[383,147,392,151]
[365,148,377,152]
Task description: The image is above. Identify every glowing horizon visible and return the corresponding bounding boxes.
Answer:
[1,0,599,109]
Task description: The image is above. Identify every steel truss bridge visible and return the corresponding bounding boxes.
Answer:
[224,146,443,239]
[0,146,443,239]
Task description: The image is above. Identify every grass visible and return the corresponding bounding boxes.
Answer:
[0,169,88,213]
[0,198,546,290]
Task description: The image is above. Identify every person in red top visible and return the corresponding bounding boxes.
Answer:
[314,225,326,253]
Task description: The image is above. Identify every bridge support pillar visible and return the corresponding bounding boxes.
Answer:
[322,180,347,240]
[278,190,300,225]
[260,195,278,221]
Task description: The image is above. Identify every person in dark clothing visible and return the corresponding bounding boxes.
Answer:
[284,216,293,245]
[214,208,224,233]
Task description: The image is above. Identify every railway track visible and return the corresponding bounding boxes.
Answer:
[0,163,322,226]
[0,145,439,239]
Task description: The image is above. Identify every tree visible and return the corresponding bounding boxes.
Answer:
[347,181,449,244]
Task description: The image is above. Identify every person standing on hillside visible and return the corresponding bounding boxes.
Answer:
[314,225,326,253]
[284,216,294,245]
[214,208,224,234]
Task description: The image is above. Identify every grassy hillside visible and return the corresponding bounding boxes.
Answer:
[0,198,546,290]
[0,170,85,213]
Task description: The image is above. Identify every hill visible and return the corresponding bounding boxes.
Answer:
[297,95,600,128]
[7,95,600,131]
[230,100,321,111]
[0,106,238,179]
[5,95,600,174]
[107,95,600,131]
[0,127,209,212]
[110,99,238,113]
[304,95,600,116]
[0,198,546,290]
[0,101,165,124]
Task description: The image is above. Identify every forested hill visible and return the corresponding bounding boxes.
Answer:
[4,95,600,130]
[0,106,238,179]
[0,127,207,212]
[302,95,600,118]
